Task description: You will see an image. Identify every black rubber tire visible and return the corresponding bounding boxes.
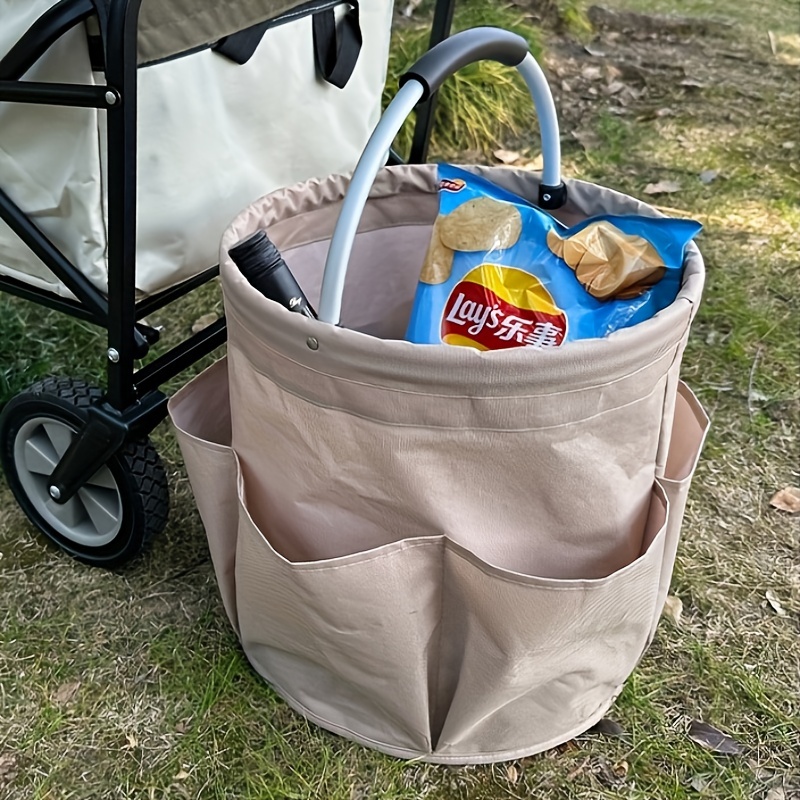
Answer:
[0,376,169,568]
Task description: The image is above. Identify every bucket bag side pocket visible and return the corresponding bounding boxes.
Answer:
[169,358,240,634]
[650,381,710,640]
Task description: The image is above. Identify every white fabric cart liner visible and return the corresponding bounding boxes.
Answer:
[169,164,708,762]
[0,0,392,298]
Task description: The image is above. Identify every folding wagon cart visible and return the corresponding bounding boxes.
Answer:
[0,0,456,566]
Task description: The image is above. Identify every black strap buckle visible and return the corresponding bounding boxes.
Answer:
[213,1,362,89]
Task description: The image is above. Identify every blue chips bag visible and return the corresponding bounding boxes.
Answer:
[405,165,701,350]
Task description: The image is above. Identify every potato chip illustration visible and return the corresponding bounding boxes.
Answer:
[418,217,455,284]
[547,221,666,300]
[437,197,523,252]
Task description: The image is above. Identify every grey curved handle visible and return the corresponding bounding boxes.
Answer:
[318,27,565,325]
[399,27,529,102]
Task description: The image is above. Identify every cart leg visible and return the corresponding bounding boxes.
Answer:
[408,0,457,164]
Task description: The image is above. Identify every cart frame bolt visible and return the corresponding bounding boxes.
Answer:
[49,485,61,500]
[306,337,319,351]
[542,193,552,202]
[105,90,118,106]
[107,348,120,363]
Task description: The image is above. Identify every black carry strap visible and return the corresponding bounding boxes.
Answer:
[312,2,361,89]
[213,21,271,65]
[213,1,361,89]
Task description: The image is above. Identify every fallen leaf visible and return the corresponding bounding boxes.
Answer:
[768,30,778,56]
[769,486,800,513]
[0,754,18,787]
[174,719,192,734]
[590,718,626,737]
[612,760,629,778]
[681,78,706,88]
[493,149,522,165]
[690,773,712,792]
[505,764,519,784]
[191,313,218,334]
[52,681,81,707]
[617,86,642,105]
[782,141,796,149]
[174,770,191,781]
[604,81,627,95]
[772,32,800,64]
[663,595,683,625]
[765,590,788,617]
[581,65,602,81]
[655,107,675,117]
[644,180,681,195]
[766,787,786,800]
[561,80,572,92]
[687,720,743,755]
[699,169,719,184]
[584,44,607,57]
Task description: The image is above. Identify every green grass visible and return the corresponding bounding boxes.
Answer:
[0,304,105,403]
[385,0,543,157]
[1,1,799,798]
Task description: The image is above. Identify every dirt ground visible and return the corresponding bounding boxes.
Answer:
[522,2,799,165]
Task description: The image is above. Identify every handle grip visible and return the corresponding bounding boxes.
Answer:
[399,27,529,102]
[318,27,566,325]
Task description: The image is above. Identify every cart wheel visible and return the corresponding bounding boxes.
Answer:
[0,377,169,568]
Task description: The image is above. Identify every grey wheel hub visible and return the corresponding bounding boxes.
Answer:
[13,416,123,547]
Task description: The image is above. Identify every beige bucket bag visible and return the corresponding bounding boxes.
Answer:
[169,29,709,763]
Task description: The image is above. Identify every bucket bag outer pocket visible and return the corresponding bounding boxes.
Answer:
[232,463,670,763]
[649,381,709,640]
[169,359,240,634]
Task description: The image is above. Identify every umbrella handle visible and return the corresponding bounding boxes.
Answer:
[318,26,564,326]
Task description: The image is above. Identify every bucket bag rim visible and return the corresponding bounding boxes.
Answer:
[219,164,705,393]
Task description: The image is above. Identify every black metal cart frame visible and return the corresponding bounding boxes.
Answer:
[0,0,455,515]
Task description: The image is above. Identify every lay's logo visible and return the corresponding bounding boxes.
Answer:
[441,265,567,351]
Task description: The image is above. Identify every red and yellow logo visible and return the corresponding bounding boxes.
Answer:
[439,177,466,193]
[441,265,567,350]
